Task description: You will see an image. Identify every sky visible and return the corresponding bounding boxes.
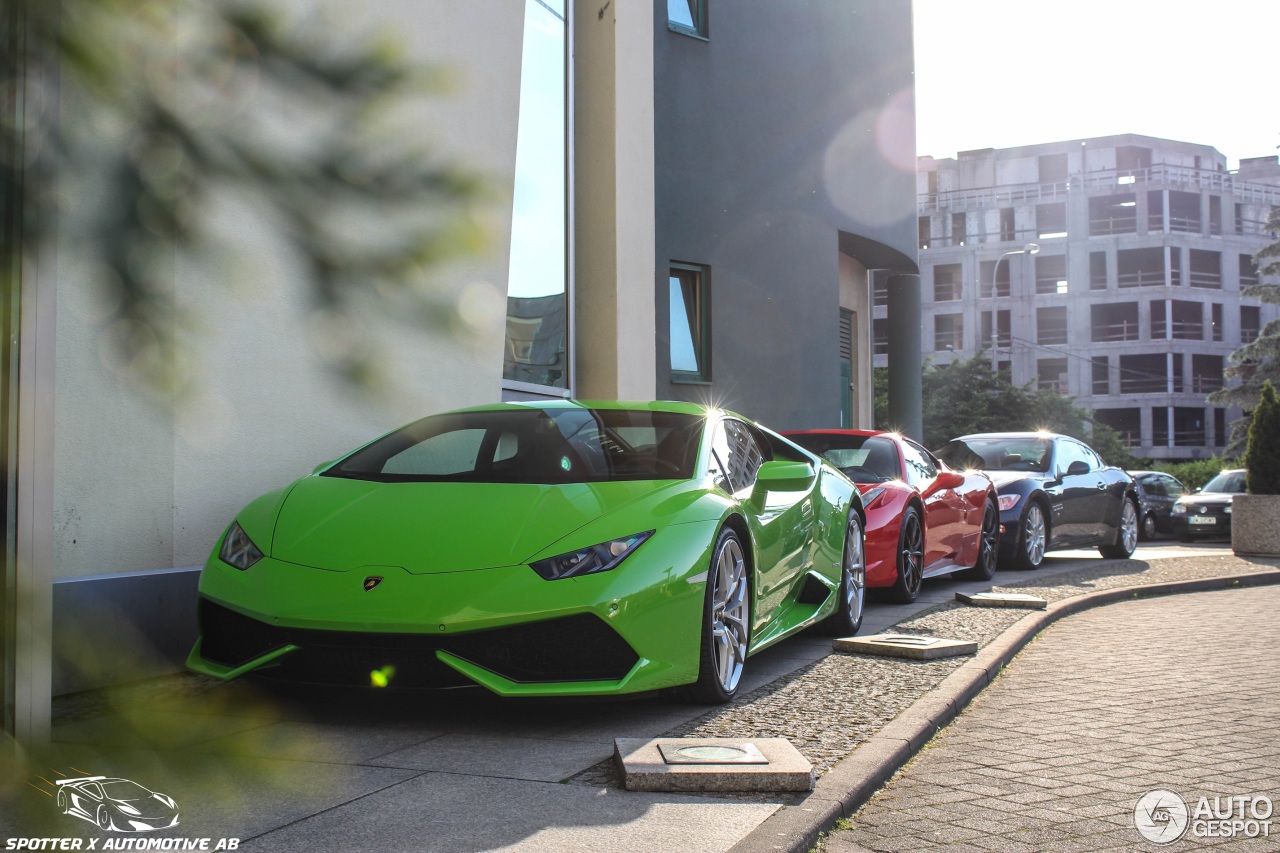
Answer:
[912,0,1279,171]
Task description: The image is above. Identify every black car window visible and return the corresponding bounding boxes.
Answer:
[328,408,703,484]
[937,437,1050,473]
[1164,475,1187,495]
[1056,440,1092,476]
[902,440,937,488]
[1138,475,1163,497]
[787,433,898,482]
[717,419,766,494]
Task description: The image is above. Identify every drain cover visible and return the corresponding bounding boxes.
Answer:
[615,738,813,792]
[957,591,1047,609]
[833,633,978,660]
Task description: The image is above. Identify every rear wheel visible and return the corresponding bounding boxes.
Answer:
[889,507,924,603]
[816,514,866,636]
[678,527,750,704]
[957,498,999,581]
[1012,501,1047,570]
[1139,511,1157,542]
[1100,498,1139,559]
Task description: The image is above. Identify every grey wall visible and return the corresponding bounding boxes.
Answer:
[653,0,917,431]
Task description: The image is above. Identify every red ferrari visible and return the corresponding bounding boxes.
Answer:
[786,430,999,603]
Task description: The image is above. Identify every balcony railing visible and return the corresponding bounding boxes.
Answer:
[1117,269,1165,288]
[1092,321,1140,342]
[1188,271,1222,289]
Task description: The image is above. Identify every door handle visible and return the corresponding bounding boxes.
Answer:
[1096,483,1107,490]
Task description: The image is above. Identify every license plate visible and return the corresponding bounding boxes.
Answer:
[1188,516,1217,525]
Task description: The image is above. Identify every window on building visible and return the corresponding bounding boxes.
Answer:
[1242,305,1262,343]
[670,264,710,382]
[1240,254,1259,288]
[1094,408,1140,447]
[1174,407,1205,447]
[951,212,967,247]
[981,310,1011,349]
[1092,357,1110,395]
[1189,249,1222,289]
[1036,202,1067,239]
[1036,306,1067,345]
[1235,202,1245,236]
[1214,408,1227,447]
[1191,355,1224,394]
[1117,247,1164,288]
[980,259,1010,298]
[918,216,931,250]
[873,275,889,307]
[1116,145,1152,174]
[1167,191,1201,234]
[504,0,569,393]
[933,264,963,301]
[667,0,708,37]
[1035,254,1068,294]
[1211,303,1223,343]
[1091,303,1138,342]
[1209,196,1222,236]
[1172,355,1184,393]
[873,317,888,355]
[1089,195,1137,236]
[999,208,1015,242]
[1170,248,1183,286]
[1090,252,1108,290]
[1170,301,1203,340]
[1151,300,1167,339]
[1037,358,1068,393]
[934,314,963,352]
[1120,354,1167,394]
[1152,406,1170,446]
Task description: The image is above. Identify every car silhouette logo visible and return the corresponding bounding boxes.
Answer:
[363,576,383,591]
[55,775,179,833]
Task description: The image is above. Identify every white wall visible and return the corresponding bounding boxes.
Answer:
[53,1,526,578]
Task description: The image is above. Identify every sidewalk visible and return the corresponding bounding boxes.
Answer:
[817,584,1280,852]
[1,546,1276,851]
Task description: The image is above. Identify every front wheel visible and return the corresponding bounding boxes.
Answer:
[957,498,999,581]
[677,527,751,704]
[1011,501,1047,570]
[888,507,924,603]
[1100,498,1139,559]
[816,514,866,636]
[1139,511,1157,542]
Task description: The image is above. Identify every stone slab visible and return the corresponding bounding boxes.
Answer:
[832,633,977,660]
[956,591,1048,609]
[616,737,814,792]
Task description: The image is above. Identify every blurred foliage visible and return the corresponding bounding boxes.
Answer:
[873,355,1139,468]
[1209,205,1280,450]
[1150,456,1241,492]
[3,0,488,395]
[1243,380,1280,494]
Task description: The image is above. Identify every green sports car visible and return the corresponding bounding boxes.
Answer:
[188,400,866,703]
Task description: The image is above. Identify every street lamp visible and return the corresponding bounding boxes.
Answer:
[990,242,1039,371]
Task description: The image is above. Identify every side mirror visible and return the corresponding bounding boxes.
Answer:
[923,470,965,497]
[1066,460,1090,476]
[753,460,815,494]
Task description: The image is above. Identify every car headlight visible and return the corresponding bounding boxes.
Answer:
[1171,503,1187,515]
[153,793,175,809]
[998,494,1022,512]
[220,521,264,571]
[116,803,142,816]
[860,486,887,507]
[1224,504,1232,515]
[529,531,653,581]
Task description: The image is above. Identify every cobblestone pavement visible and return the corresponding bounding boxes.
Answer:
[819,585,1280,853]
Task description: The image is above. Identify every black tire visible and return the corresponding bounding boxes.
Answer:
[888,506,924,603]
[57,791,69,815]
[816,514,866,636]
[97,806,113,832]
[1011,500,1047,570]
[1139,511,1157,542]
[1100,498,1139,559]
[677,527,751,705]
[957,498,999,581]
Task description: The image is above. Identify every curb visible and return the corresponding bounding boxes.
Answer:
[727,568,1280,853]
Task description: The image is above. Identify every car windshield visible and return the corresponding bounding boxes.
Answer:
[786,434,899,482]
[1201,471,1247,494]
[325,408,703,484]
[937,437,1052,473]
[100,780,152,802]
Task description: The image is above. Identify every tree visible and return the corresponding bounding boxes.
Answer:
[3,0,487,394]
[1208,205,1280,449]
[1244,380,1280,494]
[874,355,1138,468]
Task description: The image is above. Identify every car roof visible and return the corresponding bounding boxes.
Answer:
[446,399,716,417]
[952,432,1061,440]
[783,429,888,439]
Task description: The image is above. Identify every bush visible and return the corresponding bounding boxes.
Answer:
[1244,380,1280,495]
[1154,457,1241,492]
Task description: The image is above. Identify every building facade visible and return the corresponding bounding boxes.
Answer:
[889,135,1280,461]
[3,1,918,743]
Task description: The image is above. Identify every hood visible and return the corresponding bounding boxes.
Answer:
[269,475,698,574]
[983,470,1046,490]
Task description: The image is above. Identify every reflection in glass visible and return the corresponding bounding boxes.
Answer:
[504,0,567,390]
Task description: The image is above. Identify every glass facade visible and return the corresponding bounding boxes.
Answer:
[503,0,569,393]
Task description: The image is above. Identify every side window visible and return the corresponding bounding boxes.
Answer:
[708,423,731,493]
[901,440,937,488]
[1056,440,1092,475]
[721,419,766,494]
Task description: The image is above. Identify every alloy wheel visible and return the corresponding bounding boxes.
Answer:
[1023,503,1046,566]
[710,536,749,694]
